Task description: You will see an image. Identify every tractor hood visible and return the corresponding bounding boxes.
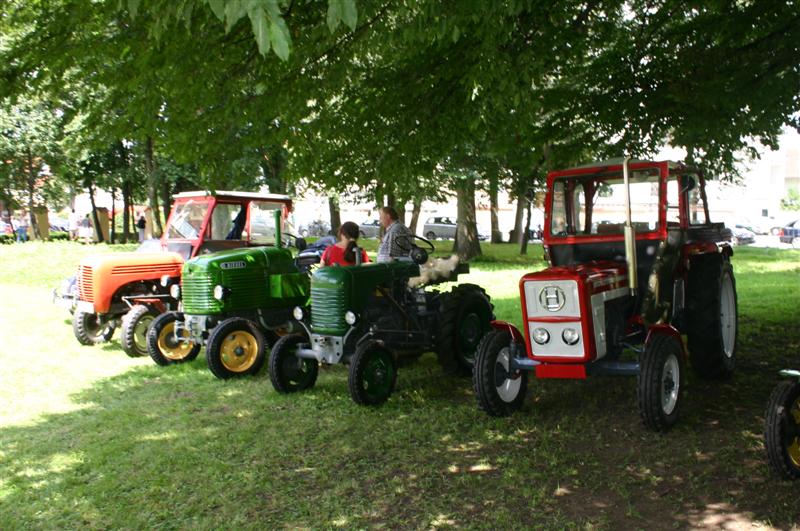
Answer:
[183,246,296,276]
[79,251,184,274]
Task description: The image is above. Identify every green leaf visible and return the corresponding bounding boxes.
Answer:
[327,0,342,32]
[207,0,226,22]
[224,0,246,33]
[249,6,271,56]
[127,0,141,18]
[269,17,291,61]
[340,0,357,31]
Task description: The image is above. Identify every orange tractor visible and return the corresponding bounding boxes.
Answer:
[55,191,296,357]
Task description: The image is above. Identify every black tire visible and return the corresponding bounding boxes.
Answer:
[120,304,159,357]
[425,231,436,240]
[269,333,319,393]
[764,380,800,480]
[436,284,494,375]
[348,341,397,406]
[146,311,201,366]
[686,254,738,379]
[637,334,684,432]
[473,329,528,417]
[206,317,267,379]
[73,310,116,345]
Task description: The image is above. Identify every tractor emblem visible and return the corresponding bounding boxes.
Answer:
[539,286,566,312]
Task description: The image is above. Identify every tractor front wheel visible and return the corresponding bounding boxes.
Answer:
[348,341,397,406]
[637,334,684,432]
[146,312,200,366]
[73,310,115,345]
[206,317,266,379]
[121,304,159,357]
[764,380,800,480]
[436,284,493,375]
[269,333,318,393]
[473,329,528,417]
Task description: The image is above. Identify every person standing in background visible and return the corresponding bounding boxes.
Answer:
[137,213,146,242]
[376,206,412,262]
[15,212,29,242]
[68,208,80,241]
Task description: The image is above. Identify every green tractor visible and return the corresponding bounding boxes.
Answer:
[268,238,494,405]
[146,209,318,378]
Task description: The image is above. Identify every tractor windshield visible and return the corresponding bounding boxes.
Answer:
[166,199,209,240]
[550,168,661,237]
[248,201,284,245]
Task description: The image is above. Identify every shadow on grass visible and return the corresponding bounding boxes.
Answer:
[2,268,799,528]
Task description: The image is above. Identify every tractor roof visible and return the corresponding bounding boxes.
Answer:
[172,190,292,201]
[560,158,695,173]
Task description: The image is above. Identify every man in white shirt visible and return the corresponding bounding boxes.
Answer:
[376,206,412,263]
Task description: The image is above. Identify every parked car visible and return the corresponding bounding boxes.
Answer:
[732,224,756,245]
[779,219,800,247]
[423,216,456,240]
[49,216,69,232]
[358,219,381,238]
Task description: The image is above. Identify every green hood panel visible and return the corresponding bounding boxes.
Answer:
[181,246,308,314]
[310,262,420,335]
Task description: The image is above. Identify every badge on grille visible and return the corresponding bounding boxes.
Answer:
[220,261,246,270]
[539,286,566,311]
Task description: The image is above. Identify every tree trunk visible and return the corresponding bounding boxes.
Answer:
[489,172,502,243]
[26,148,40,239]
[88,180,104,243]
[161,179,171,224]
[409,198,422,234]
[110,189,116,244]
[453,179,481,260]
[144,136,163,237]
[520,194,533,255]
[512,191,525,245]
[328,196,341,235]
[121,181,131,244]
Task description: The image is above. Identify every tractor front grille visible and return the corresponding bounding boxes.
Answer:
[78,265,94,302]
[181,273,220,314]
[310,286,347,334]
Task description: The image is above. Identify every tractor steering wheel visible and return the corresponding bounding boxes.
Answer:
[394,233,435,254]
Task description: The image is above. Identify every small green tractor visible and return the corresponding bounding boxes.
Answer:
[268,238,494,405]
[147,209,317,378]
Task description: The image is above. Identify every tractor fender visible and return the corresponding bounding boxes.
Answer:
[489,320,524,343]
[644,324,686,360]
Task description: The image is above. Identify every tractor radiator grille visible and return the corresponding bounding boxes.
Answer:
[78,265,94,302]
[310,286,347,333]
[181,273,220,314]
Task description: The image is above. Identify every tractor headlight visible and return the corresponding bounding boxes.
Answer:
[345,310,358,326]
[160,275,171,287]
[169,283,181,299]
[562,327,580,345]
[213,285,230,300]
[293,306,305,321]
[532,327,550,345]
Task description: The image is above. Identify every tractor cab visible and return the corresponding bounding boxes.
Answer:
[160,191,296,260]
[474,158,736,432]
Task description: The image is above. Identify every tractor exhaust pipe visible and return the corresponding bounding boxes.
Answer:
[622,157,638,296]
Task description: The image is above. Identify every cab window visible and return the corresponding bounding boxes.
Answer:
[249,201,283,244]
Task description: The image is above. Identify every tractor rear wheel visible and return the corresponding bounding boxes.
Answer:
[73,310,115,345]
[686,254,737,379]
[269,333,318,393]
[436,284,493,375]
[206,317,266,379]
[348,341,397,406]
[473,329,527,417]
[637,334,684,432]
[121,304,159,357]
[764,380,800,480]
[146,312,200,366]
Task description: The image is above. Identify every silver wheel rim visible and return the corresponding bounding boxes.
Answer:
[720,274,736,358]
[495,348,522,403]
[134,315,154,350]
[661,353,680,415]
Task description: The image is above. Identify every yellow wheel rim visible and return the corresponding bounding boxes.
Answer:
[157,322,195,361]
[219,330,259,373]
[788,397,800,467]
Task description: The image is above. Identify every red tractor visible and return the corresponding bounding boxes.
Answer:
[473,158,737,431]
[57,191,297,358]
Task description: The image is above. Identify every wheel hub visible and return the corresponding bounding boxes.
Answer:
[494,348,522,403]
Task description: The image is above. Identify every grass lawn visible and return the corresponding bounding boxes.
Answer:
[1,241,799,529]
